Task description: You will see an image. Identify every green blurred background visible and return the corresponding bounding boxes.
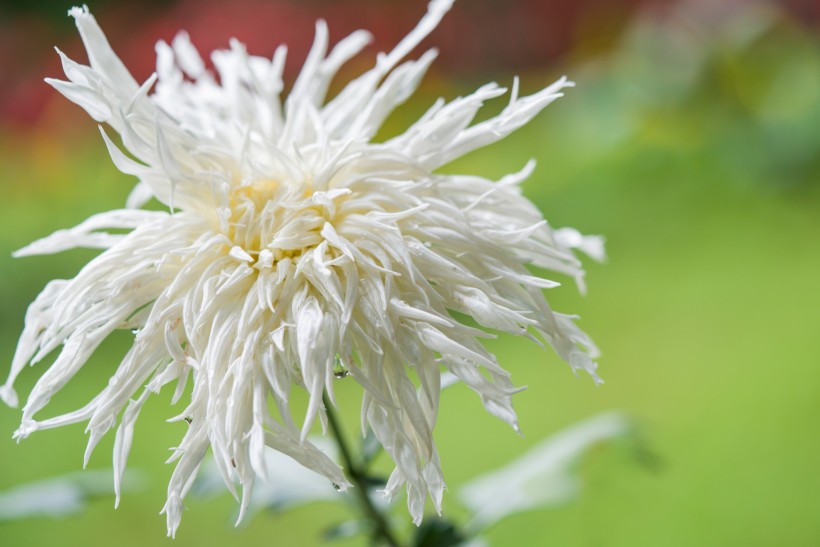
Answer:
[1,0,819,545]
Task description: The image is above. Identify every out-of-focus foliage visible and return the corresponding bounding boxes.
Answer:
[458,413,632,534]
[509,1,820,194]
[0,470,142,521]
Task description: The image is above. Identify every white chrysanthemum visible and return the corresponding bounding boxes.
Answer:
[2,0,604,536]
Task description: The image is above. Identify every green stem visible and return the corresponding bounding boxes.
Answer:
[323,392,403,547]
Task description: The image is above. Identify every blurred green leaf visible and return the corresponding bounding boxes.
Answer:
[323,519,368,542]
[0,469,143,521]
[458,413,631,533]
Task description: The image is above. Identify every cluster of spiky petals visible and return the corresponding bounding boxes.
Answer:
[1,0,603,536]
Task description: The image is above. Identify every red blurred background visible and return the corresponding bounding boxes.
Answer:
[3,0,816,128]
[0,0,680,126]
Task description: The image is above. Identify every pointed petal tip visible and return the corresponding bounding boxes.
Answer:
[68,5,91,20]
[13,419,38,442]
[234,500,248,528]
[0,385,19,408]
[333,477,353,492]
[11,245,34,258]
[161,493,183,538]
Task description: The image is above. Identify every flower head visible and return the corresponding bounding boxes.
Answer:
[2,0,603,536]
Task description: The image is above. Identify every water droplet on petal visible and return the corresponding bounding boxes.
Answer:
[333,355,349,378]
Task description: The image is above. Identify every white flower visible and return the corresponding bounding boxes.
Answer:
[1,0,603,537]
